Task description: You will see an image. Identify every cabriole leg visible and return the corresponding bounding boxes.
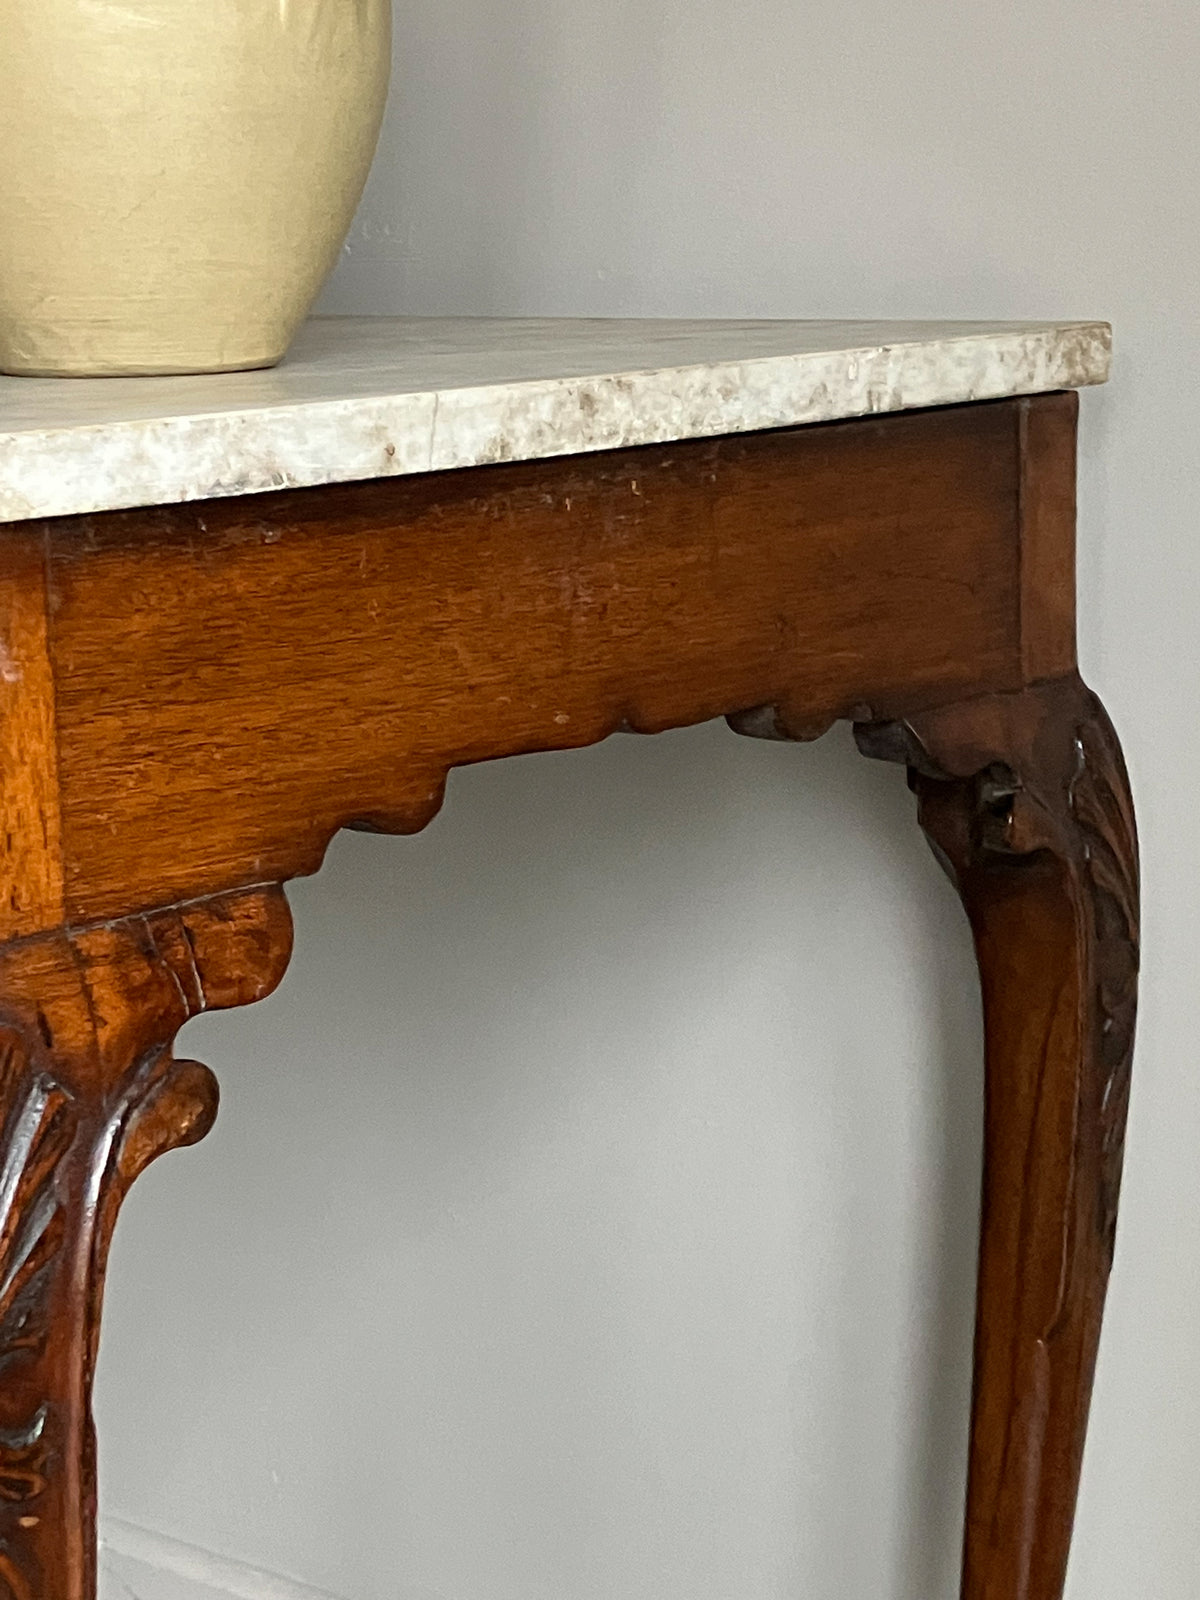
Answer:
[0,890,291,1600]
[857,673,1138,1600]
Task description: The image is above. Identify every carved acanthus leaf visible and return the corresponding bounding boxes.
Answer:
[0,886,294,1597]
[0,1032,76,1507]
[1068,706,1139,1266]
[855,676,1140,1275]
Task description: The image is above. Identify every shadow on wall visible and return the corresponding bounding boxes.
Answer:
[99,720,984,1600]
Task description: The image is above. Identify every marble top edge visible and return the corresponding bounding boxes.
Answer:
[0,318,1110,524]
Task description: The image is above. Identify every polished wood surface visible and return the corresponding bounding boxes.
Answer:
[0,890,291,1600]
[856,675,1138,1599]
[0,389,1133,1600]
[44,400,1027,926]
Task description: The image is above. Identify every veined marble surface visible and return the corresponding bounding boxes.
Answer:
[0,318,1110,523]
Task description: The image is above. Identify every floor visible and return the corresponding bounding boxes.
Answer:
[100,1549,229,1600]
[98,1525,342,1600]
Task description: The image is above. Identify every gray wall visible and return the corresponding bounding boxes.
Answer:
[97,4,1200,1598]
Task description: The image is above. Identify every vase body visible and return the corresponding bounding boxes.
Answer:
[0,0,391,376]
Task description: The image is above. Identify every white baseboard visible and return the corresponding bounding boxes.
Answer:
[99,1518,349,1600]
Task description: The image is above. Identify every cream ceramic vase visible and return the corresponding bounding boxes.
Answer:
[0,0,390,376]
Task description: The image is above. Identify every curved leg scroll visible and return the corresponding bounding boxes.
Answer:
[857,673,1138,1600]
[0,889,292,1600]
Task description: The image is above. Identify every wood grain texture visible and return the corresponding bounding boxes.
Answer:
[0,531,62,940]
[43,402,1031,926]
[1017,392,1078,683]
[0,889,292,1600]
[856,673,1138,1600]
[0,391,1118,1600]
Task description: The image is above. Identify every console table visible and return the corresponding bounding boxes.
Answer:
[0,319,1136,1600]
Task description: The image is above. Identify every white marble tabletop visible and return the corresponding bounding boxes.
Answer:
[0,317,1110,524]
